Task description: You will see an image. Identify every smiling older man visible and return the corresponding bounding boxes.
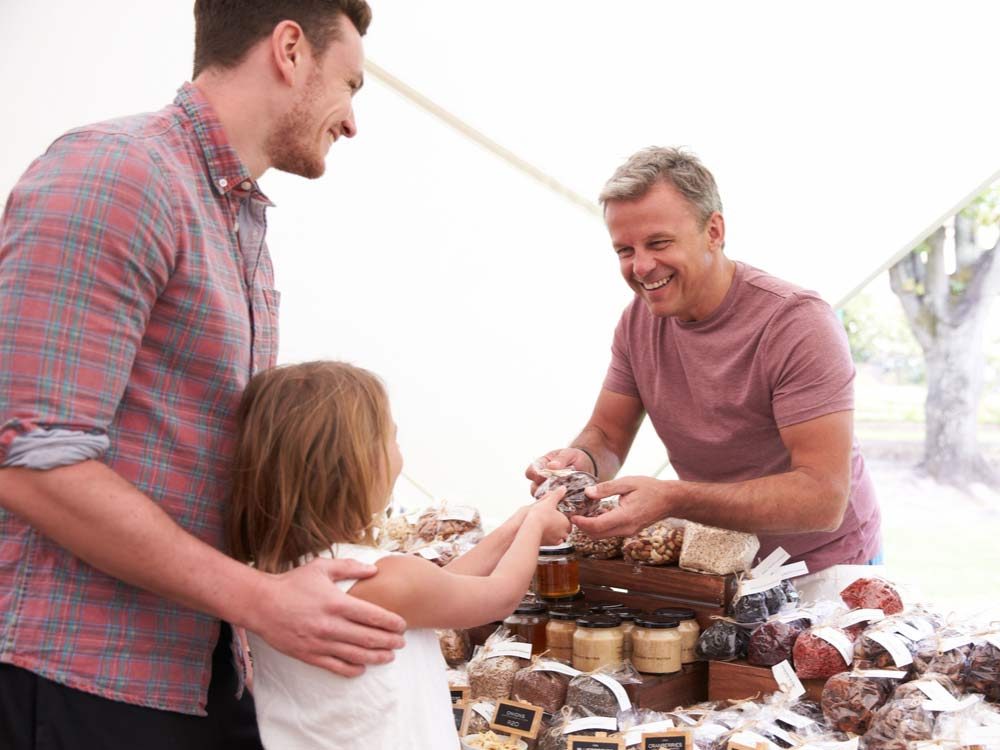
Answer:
[526,146,881,573]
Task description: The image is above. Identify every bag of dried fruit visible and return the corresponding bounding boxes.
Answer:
[622,518,685,566]
[792,605,857,679]
[820,669,906,734]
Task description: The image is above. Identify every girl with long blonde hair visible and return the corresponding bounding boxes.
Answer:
[228,361,570,748]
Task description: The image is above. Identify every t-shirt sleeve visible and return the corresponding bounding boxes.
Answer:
[602,309,640,398]
[764,294,855,428]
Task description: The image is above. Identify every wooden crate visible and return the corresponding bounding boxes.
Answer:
[626,662,708,711]
[708,660,826,703]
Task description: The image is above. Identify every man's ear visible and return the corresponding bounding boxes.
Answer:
[707,211,726,252]
[270,20,308,87]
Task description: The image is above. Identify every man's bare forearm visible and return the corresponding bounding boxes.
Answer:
[571,425,626,481]
[0,460,264,627]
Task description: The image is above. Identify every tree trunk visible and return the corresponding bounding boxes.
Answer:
[889,219,1000,487]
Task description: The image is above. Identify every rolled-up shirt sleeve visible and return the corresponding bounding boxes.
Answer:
[0,129,176,467]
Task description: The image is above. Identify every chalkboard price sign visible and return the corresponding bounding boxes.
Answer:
[453,702,470,735]
[642,730,692,750]
[489,699,544,739]
[566,732,626,750]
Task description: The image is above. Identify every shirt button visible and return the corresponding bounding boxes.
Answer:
[233,221,240,233]
[241,181,252,191]
[218,178,228,188]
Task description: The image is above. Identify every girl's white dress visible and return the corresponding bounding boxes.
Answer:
[247,544,459,749]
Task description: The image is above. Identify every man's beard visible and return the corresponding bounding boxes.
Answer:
[266,72,326,179]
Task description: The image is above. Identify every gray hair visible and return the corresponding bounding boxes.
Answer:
[599,146,723,225]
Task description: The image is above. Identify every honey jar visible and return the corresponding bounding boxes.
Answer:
[533,543,579,599]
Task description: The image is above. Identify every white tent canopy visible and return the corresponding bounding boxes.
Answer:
[3,1,999,517]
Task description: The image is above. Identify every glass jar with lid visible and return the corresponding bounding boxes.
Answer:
[504,601,548,655]
[572,614,624,671]
[653,606,701,663]
[632,614,682,674]
[586,600,625,614]
[613,607,643,660]
[533,543,579,599]
[545,607,585,663]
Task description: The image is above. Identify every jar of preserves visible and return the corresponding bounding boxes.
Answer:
[653,606,701,664]
[538,591,585,609]
[545,607,584,663]
[534,543,579,598]
[572,614,624,672]
[504,601,548,655]
[614,607,643,660]
[632,614,682,674]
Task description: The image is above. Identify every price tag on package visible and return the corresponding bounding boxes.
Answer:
[490,699,544,739]
[771,660,806,698]
[440,505,478,523]
[867,630,914,668]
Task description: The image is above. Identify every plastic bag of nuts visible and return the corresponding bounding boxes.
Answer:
[570,501,623,559]
[467,628,533,701]
[622,519,685,566]
[414,502,482,542]
[678,522,759,575]
[534,469,601,519]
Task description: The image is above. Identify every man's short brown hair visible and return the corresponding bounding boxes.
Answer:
[193,0,372,78]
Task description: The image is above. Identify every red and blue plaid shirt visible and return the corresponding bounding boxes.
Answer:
[0,83,279,715]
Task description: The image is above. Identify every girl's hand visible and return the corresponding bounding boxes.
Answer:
[527,487,571,546]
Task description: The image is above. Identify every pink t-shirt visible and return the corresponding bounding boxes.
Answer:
[603,262,881,572]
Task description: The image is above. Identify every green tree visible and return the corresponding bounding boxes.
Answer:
[889,185,1000,485]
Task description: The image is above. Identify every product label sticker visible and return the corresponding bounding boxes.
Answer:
[564,717,619,735]
[775,561,810,581]
[838,609,885,628]
[472,702,494,721]
[813,627,855,664]
[440,505,477,523]
[915,679,958,704]
[489,642,533,660]
[852,669,908,679]
[532,660,582,677]
[775,709,816,729]
[867,630,914,667]
[490,699,544,739]
[453,702,470,734]
[752,548,791,578]
[738,575,782,598]
[638,728,691,750]
[892,622,923,642]
[566,733,626,750]
[936,635,974,653]
[772,660,806,698]
[450,685,470,704]
[591,673,632,712]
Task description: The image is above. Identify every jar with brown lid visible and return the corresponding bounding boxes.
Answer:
[545,607,584,663]
[632,614,682,674]
[504,601,548,655]
[533,543,580,599]
[572,614,624,672]
[653,606,701,664]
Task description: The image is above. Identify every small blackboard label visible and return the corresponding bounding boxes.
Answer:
[453,702,470,734]
[643,730,692,750]
[450,685,469,705]
[566,733,626,750]
[489,699,544,739]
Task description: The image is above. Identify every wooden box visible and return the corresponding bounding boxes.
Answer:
[707,660,826,703]
[626,662,708,710]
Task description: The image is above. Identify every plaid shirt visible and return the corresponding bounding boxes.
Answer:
[0,83,279,715]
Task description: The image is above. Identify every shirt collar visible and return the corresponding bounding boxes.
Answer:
[174,82,273,205]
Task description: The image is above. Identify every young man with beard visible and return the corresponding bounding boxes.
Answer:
[0,2,406,747]
[527,147,882,574]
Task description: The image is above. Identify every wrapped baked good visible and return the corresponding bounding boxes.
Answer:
[747,616,811,667]
[840,578,903,615]
[565,662,640,717]
[415,502,482,542]
[964,639,1000,701]
[570,501,624,559]
[534,470,601,518]
[678,522,759,575]
[696,619,753,662]
[511,659,577,714]
[468,628,532,702]
[793,624,855,679]
[622,519,684,566]
[862,697,936,750]
[821,671,899,734]
[438,628,472,667]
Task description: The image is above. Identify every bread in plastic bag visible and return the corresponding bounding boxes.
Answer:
[511,659,574,714]
[679,522,759,575]
[468,627,532,702]
[565,661,640,717]
[622,518,684,566]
